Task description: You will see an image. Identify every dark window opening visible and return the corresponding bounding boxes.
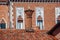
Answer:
[37,20,43,29]
[16,16,23,29]
[0,19,6,29]
[0,23,6,29]
[57,20,60,24]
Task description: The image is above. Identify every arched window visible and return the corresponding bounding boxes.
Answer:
[0,19,6,29]
[55,7,60,24]
[16,7,24,29]
[57,15,60,23]
[36,7,44,30]
[17,16,23,29]
[37,16,43,30]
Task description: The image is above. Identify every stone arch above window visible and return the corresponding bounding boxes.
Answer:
[0,19,6,29]
[57,15,60,20]
[17,16,23,22]
[37,16,42,21]
[1,19,6,24]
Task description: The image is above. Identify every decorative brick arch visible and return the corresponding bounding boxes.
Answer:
[37,16,42,20]
[17,16,23,22]
[0,17,7,29]
[1,19,5,23]
[57,15,60,20]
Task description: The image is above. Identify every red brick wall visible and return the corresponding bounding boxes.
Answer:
[0,3,60,39]
[0,5,9,28]
[12,2,60,30]
[0,2,60,30]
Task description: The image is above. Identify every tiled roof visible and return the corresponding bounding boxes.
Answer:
[0,29,57,40]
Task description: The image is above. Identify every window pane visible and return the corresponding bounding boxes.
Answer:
[40,21,43,30]
[1,23,6,29]
[0,24,1,29]
[37,20,43,30]
[57,20,60,23]
[17,22,23,29]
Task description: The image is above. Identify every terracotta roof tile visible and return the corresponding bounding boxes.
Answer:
[0,29,57,40]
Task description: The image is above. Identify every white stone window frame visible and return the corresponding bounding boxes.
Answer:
[16,7,25,29]
[35,7,44,30]
[55,7,60,24]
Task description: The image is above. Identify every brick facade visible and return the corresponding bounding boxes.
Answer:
[0,5,9,29]
[0,1,60,40]
[0,2,60,30]
[12,2,60,30]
